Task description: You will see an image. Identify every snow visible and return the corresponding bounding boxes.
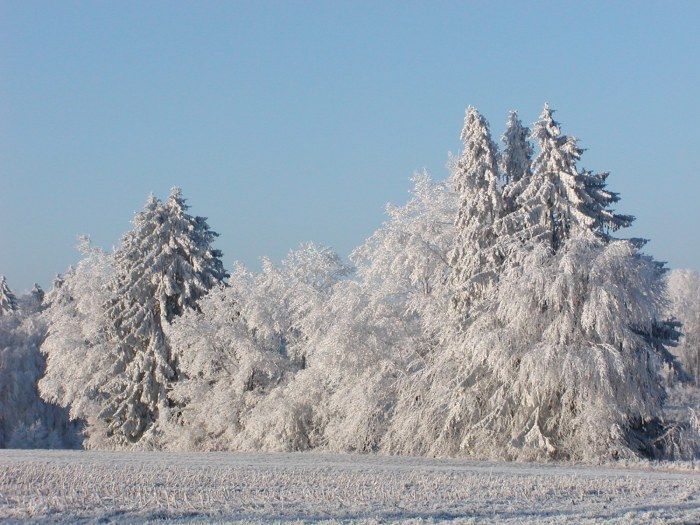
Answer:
[1,450,698,523]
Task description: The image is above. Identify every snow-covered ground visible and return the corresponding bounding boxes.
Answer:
[0,450,698,523]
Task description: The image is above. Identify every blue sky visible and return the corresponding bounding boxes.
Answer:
[2,1,699,291]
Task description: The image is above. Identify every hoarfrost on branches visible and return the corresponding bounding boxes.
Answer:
[0,275,80,449]
[667,269,700,385]
[3,102,692,462]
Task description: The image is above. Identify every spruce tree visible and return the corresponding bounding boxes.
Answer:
[500,111,533,213]
[0,276,18,316]
[103,188,228,445]
[516,104,632,250]
[449,107,504,318]
[517,105,678,374]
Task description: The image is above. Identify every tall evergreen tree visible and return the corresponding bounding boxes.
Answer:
[102,188,228,446]
[516,104,632,250]
[500,111,533,213]
[449,107,504,317]
[0,276,18,316]
[518,105,678,374]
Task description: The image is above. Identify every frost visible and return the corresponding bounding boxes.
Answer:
[0,103,693,462]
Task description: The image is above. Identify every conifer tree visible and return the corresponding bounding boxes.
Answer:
[500,111,533,213]
[102,188,228,445]
[0,276,18,316]
[449,107,504,317]
[515,104,632,250]
[519,105,677,373]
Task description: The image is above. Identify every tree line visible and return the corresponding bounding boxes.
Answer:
[1,104,698,460]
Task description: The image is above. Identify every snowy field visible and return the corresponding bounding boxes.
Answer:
[0,450,698,524]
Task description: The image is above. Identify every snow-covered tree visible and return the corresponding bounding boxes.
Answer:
[14,283,46,315]
[165,174,456,454]
[46,274,66,304]
[467,236,686,460]
[667,269,700,385]
[382,105,690,460]
[350,172,457,349]
[19,102,694,461]
[100,188,228,447]
[0,276,18,316]
[301,173,455,453]
[449,107,505,317]
[501,110,533,212]
[165,243,349,451]
[260,174,457,454]
[514,104,632,250]
[39,237,115,448]
[1,278,81,449]
[386,234,693,460]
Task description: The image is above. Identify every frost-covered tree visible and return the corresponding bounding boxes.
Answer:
[0,276,18,316]
[385,235,693,460]
[515,104,632,249]
[101,188,227,447]
[166,175,456,454]
[350,172,457,349]
[46,274,66,304]
[501,110,533,212]
[383,105,690,460]
[165,243,349,451]
[1,279,81,449]
[513,105,676,379]
[315,174,458,455]
[257,174,457,454]
[20,103,694,461]
[449,107,504,317]
[667,269,700,385]
[462,236,687,460]
[39,237,115,448]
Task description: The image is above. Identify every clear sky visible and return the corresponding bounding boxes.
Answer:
[1,1,699,292]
